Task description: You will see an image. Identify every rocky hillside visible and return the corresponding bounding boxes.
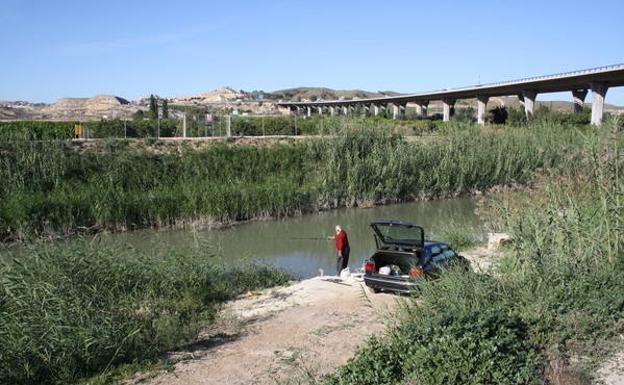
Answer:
[42,95,137,120]
[0,95,140,121]
[266,87,400,102]
[172,87,247,104]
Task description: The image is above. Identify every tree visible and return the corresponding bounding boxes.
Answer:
[162,99,169,119]
[132,110,144,121]
[489,106,509,124]
[148,95,158,120]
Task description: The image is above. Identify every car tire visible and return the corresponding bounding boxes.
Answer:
[369,286,381,294]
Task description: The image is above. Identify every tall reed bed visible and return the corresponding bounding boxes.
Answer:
[0,240,290,385]
[0,125,584,241]
[324,121,623,385]
[0,124,587,241]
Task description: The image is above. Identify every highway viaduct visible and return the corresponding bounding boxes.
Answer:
[276,64,624,126]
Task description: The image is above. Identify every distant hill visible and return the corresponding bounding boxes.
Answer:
[266,87,401,102]
[1,87,622,121]
[172,87,247,104]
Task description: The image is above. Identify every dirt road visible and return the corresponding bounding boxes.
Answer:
[140,275,398,385]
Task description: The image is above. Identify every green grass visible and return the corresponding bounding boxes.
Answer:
[323,120,624,385]
[0,122,589,242]
[0,240,291,385]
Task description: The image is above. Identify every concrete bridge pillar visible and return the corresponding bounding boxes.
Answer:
[517,94,525,108]
[399,104,406,119]
[372,104,380,116]
[307,106,311,118]
[317,106,323,115]
[342,106,348,115]
[442,98,455,122]
[392,103,400,119]
[572,89,588,113]
[415,101,429,118]
[522,91,537,118]
[329,106,335,116]
[477,96,489,125]
[590,82,608,126]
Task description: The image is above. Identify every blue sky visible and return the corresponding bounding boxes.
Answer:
[2,0,623,104]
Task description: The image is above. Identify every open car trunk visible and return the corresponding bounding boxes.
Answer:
[364,249,424,293]
[370,250,421,277]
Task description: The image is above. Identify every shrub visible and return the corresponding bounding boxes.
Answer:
[325,271,539,385]
[0,121,74,140]
[0,241,291,385]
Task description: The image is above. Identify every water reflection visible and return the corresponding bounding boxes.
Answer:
[108,198,482,278]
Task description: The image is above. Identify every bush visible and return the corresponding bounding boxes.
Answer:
[0,121,74,140]
[0,241,291,385]
[489,106,509,124]
[531,106,591,126]
[325,271,539,385]
[452,106,476,123]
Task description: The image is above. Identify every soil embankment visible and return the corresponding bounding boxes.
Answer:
[140,275,398,385]
[138,248,498,385]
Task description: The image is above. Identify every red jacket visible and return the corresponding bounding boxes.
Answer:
[335,230,349,251]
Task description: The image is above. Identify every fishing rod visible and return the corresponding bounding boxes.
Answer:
[289,236,329,240]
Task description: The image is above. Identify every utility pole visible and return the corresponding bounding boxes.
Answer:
[182,113,187,138]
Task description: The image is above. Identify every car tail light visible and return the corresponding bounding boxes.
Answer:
[409,266,424,278]
[365,260,375,274]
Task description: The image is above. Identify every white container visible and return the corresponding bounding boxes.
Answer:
[378,266,391,275]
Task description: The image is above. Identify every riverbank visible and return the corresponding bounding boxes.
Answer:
[136,275,398,385]
[0,124,586,242]
[120,244,499,385]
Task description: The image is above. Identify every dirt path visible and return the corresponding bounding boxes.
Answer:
[135,243,503,385]
[140,275,399,385]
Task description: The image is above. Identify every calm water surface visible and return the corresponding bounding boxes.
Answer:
[105,198,483,278]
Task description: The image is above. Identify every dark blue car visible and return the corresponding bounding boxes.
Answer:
[363,220,469,294]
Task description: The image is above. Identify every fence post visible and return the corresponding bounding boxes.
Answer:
[226,115,231,137]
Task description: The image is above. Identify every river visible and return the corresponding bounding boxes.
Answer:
[103,198,483,278]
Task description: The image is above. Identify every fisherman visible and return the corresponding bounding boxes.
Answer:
[328,225,350,276]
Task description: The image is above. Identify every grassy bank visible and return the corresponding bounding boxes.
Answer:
[0,116,446,140]
[0,123,588,242]
[324,121,623,385]
[0,241,290,385]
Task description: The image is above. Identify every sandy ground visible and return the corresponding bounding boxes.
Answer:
[139,274,400,385]
[598,349,624,385]
[136,247,498,385]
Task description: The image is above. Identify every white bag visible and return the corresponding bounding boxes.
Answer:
[378,266,391,275]
[340,267,351,279]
